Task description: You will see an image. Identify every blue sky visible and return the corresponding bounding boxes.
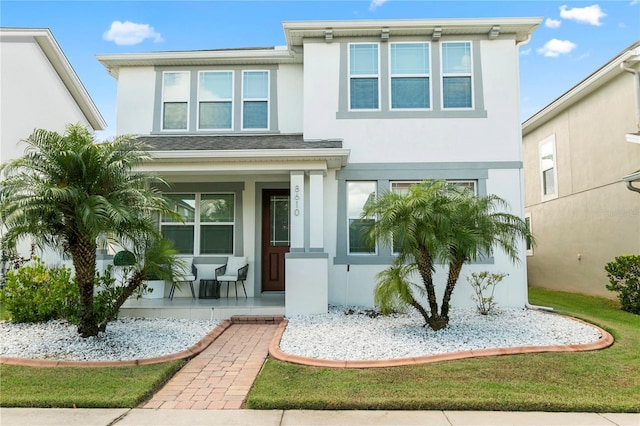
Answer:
[2,0,638,140]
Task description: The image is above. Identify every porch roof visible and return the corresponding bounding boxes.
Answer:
[135,134,350,174]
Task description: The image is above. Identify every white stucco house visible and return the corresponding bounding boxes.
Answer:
[0,28,106,261]
[97,18,541,316]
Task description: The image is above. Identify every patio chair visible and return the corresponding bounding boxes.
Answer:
[169,259,197,300]
[216,256,249,299]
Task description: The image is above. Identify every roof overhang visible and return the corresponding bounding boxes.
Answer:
[0,28,106,131]
[523,41,640,135]
[137,148,350,176]
[96,47,300,78]
[283,17,542,47]
[626,132,640,144]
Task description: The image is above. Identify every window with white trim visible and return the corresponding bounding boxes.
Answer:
[161,193,235,255]
[390,42,430,109]
[524,212,533,256]
[162,71,190,130]
[242,71,269,129]
[198,71,233,130]
[441,42,473,109]
[349,43,380,110]
[347,181,377,254]
[540,136,558,200]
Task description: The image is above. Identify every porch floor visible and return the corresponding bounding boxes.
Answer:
[120,294,285,320]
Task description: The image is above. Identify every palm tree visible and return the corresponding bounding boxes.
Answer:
[362,180,532,331]
[0,124,179,337]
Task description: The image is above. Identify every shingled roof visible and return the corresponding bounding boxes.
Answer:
[136,134,342,151]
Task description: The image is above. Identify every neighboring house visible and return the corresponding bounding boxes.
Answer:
[97,18,541,316]
[522,41,640,299]
[0,28,106,261]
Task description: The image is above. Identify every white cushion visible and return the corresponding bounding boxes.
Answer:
[175,258,194,281]
[225,256,247,273]
[195,264,224,280]
[217,274,238,282]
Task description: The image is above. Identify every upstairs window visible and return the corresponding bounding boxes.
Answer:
[242,71,269,130]
[162,71,190,130]
[349,43,379,110]
[540,137,558,200]
[442,42,473,109]
[198,71,233,130]
[390,43,430,109]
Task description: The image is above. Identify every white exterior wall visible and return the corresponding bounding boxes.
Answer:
[276,64,303,133]
[0,36,92,163]
[114,67,156,135]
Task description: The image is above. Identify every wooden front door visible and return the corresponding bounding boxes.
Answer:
[261,189,290,292]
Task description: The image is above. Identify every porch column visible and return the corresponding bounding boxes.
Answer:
[309,171,324,251]
[290,171,304,251]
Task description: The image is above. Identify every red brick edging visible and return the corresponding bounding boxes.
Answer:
[268,311,615,368]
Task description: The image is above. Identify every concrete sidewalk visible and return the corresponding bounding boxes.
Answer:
[1,408,638,426]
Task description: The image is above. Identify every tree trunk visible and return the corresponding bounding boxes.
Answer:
[98,271,145,332]
[71,237,99,338]
[415,248,439,318]
[440,260,464,321]
[427,314,449,331]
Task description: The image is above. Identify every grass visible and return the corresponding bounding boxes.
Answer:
[247,288,640,412]
[0,361,186,408]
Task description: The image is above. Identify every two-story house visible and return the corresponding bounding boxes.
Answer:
[523,41,640,299]
[97,18,541,316]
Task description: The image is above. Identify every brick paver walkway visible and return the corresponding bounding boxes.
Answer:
[144,322,278,410]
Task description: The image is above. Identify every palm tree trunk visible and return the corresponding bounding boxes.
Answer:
[71,237,99,338]
[415,248,439,318]
[440,260,464,321]
[98,271,145,332]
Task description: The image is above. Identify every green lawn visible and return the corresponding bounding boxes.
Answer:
[247,288,640,412]
[0,361,185,408]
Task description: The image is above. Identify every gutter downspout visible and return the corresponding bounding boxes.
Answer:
[518,31,554,313]
[621,60,640,193]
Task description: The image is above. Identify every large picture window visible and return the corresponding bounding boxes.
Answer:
[441,42,473,109]
[390,43,430,109]
[161,193,235,255]
[162,71,190,130]
[347,181,377,254]
[242,71,269,129]
[198,71,233,130]
[349,43,379,110]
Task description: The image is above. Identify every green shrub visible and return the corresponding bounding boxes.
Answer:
[0,258,79,323]
[605,255,640,315]
[467,271,508,315]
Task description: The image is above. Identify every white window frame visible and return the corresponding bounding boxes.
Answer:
[389,42,431,111]
[161,71,190,131]
[197,71,234,131]
[440,41,474,110]
[160,192,236,256]
[524,212,533,256]
[539,135,558,201]
[348,42,381,111]
[241,70,270,131]
[347,181,377,255]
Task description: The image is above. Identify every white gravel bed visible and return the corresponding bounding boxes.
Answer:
[279,306,603,361]
[0,318,220,361]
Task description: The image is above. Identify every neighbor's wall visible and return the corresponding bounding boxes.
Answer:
[523,71,640,298]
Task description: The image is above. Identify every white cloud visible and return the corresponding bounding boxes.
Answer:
[520,48,532,56]
[369,0,389,11]
[630,0,638,6]
[545,18,562,29]
[537,39,577,57]
[103,21,163,45]
[559,4,607,26]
